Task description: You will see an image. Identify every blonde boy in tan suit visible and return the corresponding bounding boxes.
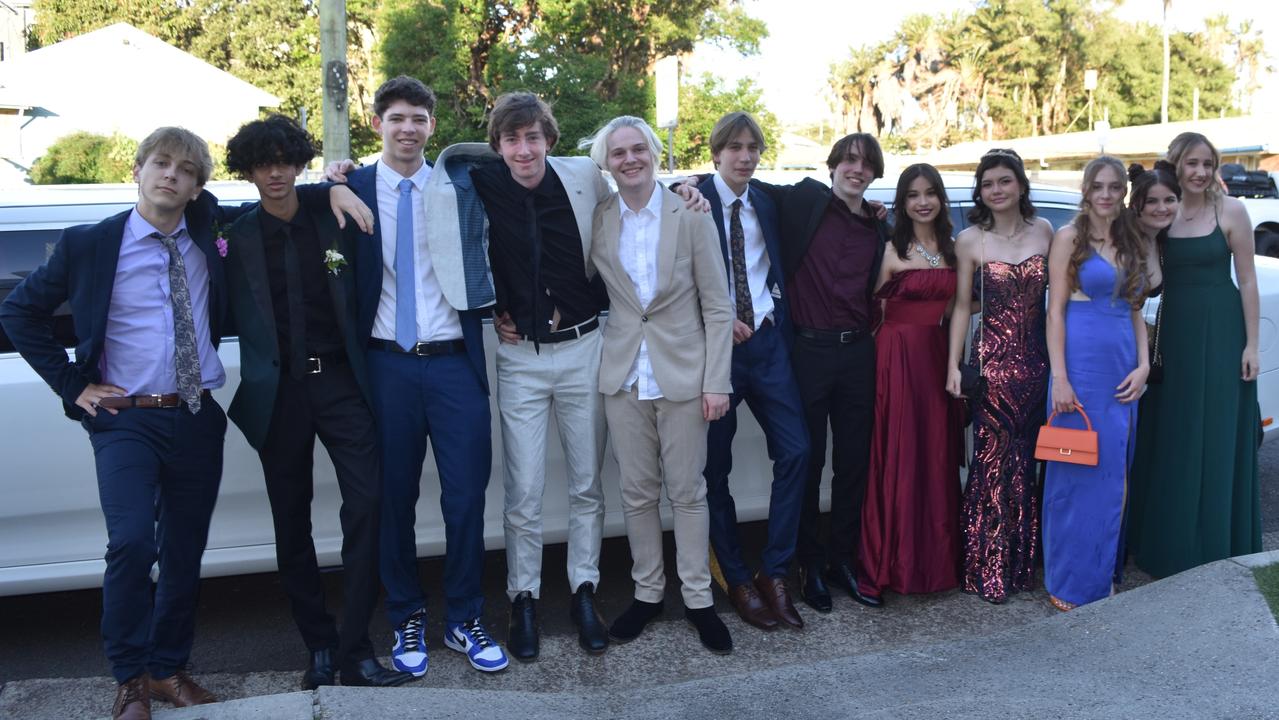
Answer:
[586,116,735,654]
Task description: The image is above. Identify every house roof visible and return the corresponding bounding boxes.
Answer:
[919,115,1279,170]
[0,22,279,109]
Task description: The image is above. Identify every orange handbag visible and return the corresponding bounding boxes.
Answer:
[1034,403,1099,466]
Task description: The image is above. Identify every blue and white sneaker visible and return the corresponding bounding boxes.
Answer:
[391,608,429,677]
[444,618,509,672]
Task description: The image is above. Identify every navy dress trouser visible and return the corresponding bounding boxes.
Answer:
[704,321,809,586]
[86,399,226,684]
[367,348,491,627]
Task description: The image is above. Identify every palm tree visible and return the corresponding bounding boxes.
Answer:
[1161,0,1171,123]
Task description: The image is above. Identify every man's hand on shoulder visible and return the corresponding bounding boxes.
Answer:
[329,184,374,233]
[323,159,359,184]
[867,199,888,221]
[672,182,711,213]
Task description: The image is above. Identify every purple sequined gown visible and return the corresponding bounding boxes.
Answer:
[963,255,1049,603]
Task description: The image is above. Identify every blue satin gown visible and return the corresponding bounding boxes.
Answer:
[1043,251,1138,607]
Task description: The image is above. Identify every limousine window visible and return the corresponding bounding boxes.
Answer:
[0,228,60,280]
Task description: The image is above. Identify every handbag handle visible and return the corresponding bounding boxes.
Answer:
[1044,402,1093,431]
[978,232,985,376]
[1151,243,1164,366]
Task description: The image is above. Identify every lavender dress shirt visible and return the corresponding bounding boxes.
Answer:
[99,208,226,395]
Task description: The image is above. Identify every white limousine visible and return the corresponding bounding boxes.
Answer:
[2,175,1275,597]
[0,180,788,597]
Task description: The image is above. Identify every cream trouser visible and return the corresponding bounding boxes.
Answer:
[603,387,712,609]
[496,330,606,599]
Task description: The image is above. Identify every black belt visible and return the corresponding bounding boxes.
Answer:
[794,326,868,344]
[368,338,466,356]
[283,350,348,375]
[517,316,600,344]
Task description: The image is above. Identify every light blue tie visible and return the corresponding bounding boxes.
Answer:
[395,178,417,351]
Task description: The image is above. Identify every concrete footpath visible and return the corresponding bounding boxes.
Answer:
[3,551,1278,720]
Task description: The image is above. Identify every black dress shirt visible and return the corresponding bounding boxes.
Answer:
[470,159,607,340]
[259,195,344,362]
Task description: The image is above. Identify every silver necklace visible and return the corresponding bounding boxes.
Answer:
[991,221,1028,243]
[914,242,942,268]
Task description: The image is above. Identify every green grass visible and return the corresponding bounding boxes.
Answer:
[1255,563,1279,624]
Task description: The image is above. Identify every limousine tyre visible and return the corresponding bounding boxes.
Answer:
[1256,229,1279,259]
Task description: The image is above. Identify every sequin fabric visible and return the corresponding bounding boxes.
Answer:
[962,255,1048,602]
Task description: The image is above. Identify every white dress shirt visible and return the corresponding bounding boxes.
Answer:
[713,173,774,330]
[372,160,463,342]
[618,181,664,400]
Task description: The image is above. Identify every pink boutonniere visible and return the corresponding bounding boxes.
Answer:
[213,222,229,257]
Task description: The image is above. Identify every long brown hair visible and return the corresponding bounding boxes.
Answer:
[1068,155,1148,308]
[891,163,955,265]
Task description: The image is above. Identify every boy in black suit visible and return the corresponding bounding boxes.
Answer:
[222,115,411,690]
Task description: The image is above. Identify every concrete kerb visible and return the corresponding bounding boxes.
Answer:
[127,554,1279,720]
[1230,547,1279,570]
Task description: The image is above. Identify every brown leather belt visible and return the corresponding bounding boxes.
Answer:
[97,390,211,410]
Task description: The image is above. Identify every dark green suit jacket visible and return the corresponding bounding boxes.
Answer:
[223,197,371,451]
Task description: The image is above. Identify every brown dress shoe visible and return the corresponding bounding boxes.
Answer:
[112,674,151,720]
[728,582,778,630]
[754,572,804,629]
[149,670,217,707]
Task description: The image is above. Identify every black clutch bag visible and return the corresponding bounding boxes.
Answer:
[960,363,986,399]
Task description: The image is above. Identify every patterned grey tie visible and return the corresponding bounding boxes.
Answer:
[152,231,203,413]
[729,200,754,328]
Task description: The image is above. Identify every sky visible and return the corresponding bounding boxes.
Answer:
[688,0,1279,126]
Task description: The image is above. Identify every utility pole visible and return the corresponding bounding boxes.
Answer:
[320,0,350,165]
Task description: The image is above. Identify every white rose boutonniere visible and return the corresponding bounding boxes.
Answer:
[324,249,348,276]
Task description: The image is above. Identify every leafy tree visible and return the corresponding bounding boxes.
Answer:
[827,0,1245,150]
[377,0,767,153]
[30,0,382,158]
[30,0,194,47]
[670,73,778,169]
[30,132,138,184]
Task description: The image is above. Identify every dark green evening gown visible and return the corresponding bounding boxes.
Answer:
[1128,223,1262,578]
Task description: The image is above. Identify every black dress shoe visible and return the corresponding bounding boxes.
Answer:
[302,648,336,690]
[826,563,883,608]
[507,591,539,662]
[684,606,733,655]
[339,658,415,687]
[799,563,832,613]
[607,599,664,642]
[571,582,609,655]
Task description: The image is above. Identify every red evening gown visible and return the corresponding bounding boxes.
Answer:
[859,268,963,595]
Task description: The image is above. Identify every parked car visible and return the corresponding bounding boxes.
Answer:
[1213,162,1279,259]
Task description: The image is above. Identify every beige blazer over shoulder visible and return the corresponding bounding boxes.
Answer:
[591,188,733,402]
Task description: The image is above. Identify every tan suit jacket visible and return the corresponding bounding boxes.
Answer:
[591,188,733,402]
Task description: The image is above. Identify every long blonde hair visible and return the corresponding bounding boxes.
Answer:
[1069,156,1148,309]
[1167,131,1223,205]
